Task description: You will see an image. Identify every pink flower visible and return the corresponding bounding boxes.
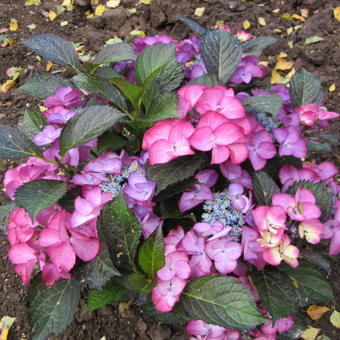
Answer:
[262,316,294,335]
[186,320,227,340]
[44,86,83,108]
[263,234,299,268]
[41,263,71,286]
[236,30,253,41]
[71,187,112,227]
[248,130,276,170]
[220,161,252,189]
[179,184,214,212]
[164,225,185,255]
[178,85,205,117]
[205,238,242,274]
[34,125,62,146]
[142,119,195,165]
[296,104,339,126]
[241,226,265,270]
[84,152,121,174]
[46,108,77,125]
[157,251,191,281]
[273,126,307,159]
[152,276,187,312]
[252,206,287,234]
[189,111,248,164]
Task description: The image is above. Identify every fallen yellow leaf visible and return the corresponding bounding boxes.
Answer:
[271,69,282,84]
[328,83,336,92]
[307,305,330,320]
[287,27,294,35]
[9,19,18,31]
[276,58,294,71]
[301,327,320,340]
[45,61,53,72]
[292,13,305,21]
[243,20,251,30]
[258,17,266,26]
[0,79,16,93]
[330,310,340,328]
[95,4,106,16]
[130,30,145,37]
[25,0,41,5]
[61,0,73,6]
[333,7,340,21]
[301,8,309,18]
[286,67,296,79]
[194,7,205,17]
[273,28,282,33]
[272,8,280,14]
[0,316,16,340]
[281,13,292,21]
[107,0,121,8]
[287,40,294,48]
[60,21,68,26]
[48,10,57,21]
[140,0,152,4]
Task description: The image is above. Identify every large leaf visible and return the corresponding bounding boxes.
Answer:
[138,227,165,278]
[72,74,127,111]
[0,202,16,235]
[307,140,332,153]
[28,277,80,340]
[83,278,126,314]
[110,78,143,108]
[200,29,242,83]
[97,130,129,154]
[279,261,334,307]
[99,193,141,273]
[250,268,297,321]
[136,44,176,85]
[188,73,219,87]
[147,154,208,195]
[15,179,67,220]
[286,180,333,222]
[252,171,280,206]
[289,69,323,108]
[178,16,207,36]
[127,273,153,294]
[243,95,283,116]
[241,36,278,56]
[18,108,47,139]
[59,105,125,156]
[182,276,266,330]
[23,34,80,68]
[0,125,43,159]
[75,245,120,290]
[19,73,73,99]
[94,42,136,65]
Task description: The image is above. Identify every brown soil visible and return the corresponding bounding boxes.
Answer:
[0,0,339,339]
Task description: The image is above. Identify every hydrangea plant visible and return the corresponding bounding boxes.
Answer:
[0,17,339,340]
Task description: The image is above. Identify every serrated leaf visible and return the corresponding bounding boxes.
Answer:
[83,278,125,313]
[251,268,297,321]
[289,69,323,108]
[75,245,120,290]
[127,273,153,293]
[94,42,136,65]
[72,74,127,111]
[97,130,129,154]
[307,140,332,152]
[188,73,219,87]
[241,36,278,56]
[243,95,283,116]
[99,193,141,273]
[110,78,143,108]
[138,227,165,278]
[287,180,333,222]
[182,276,266,329]
[0,202,16,235]
[23,34,80,68]
[19,108,47,139]
[252,171,280,205]
[279,261,334,307]
[136,44,176,85]
[200,29,242,83]
[308,130,339,144]
[15,179,67,220]
[147,154,208,195]
[0,124,43,159]
[19,73,73,99]
[96,67,124,80]
[59,105,125,156]
[28,277,80,340]
[177,16,207,36]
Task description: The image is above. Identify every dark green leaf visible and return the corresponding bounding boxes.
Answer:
[307,140,332,152]
[58,188,80,212]
[308,130,339,144]
[182,276,266,330]
[59,105,125,155]
[243,95,283,116]
[188,73,219,87]
[200,29,242,83]
[110,78,143,108]
[300,250,331,275]
[0,124,43,159]
[97,130,129,154]
[96,67,124,80]
[138,227,165,278]
[289,69,323,108]
[127,273,153,293]
[28,277,80,340]
[136,44,176,85]
[83,278,125,313]
[72,74,127,111]
[18,108,47,139]
[250,268,297,321]
[19,73,73,99]
[178,16,207,36]
[75,245,120,290]
[23,34,80,68]
[147,154,208,195]
[0,202,16,235]
[94,42,136,65]
[99,193,141,272]
[15,179,67,220]
[252,171,280,205]
[241,37,278,56]
[287,180,333,222]
[278,261,334,307]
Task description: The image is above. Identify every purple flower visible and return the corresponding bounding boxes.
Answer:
[241,226,265,270]
[228,183,251,213]
[179,184,214,212]
[34,125,62,146]
[176,34,200,64]
[46,108,76,125]
[44,86,83,108]
[157,251,191,281]
[195,169,218,187]
[124,172,156,205]
[230,56,267,84]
